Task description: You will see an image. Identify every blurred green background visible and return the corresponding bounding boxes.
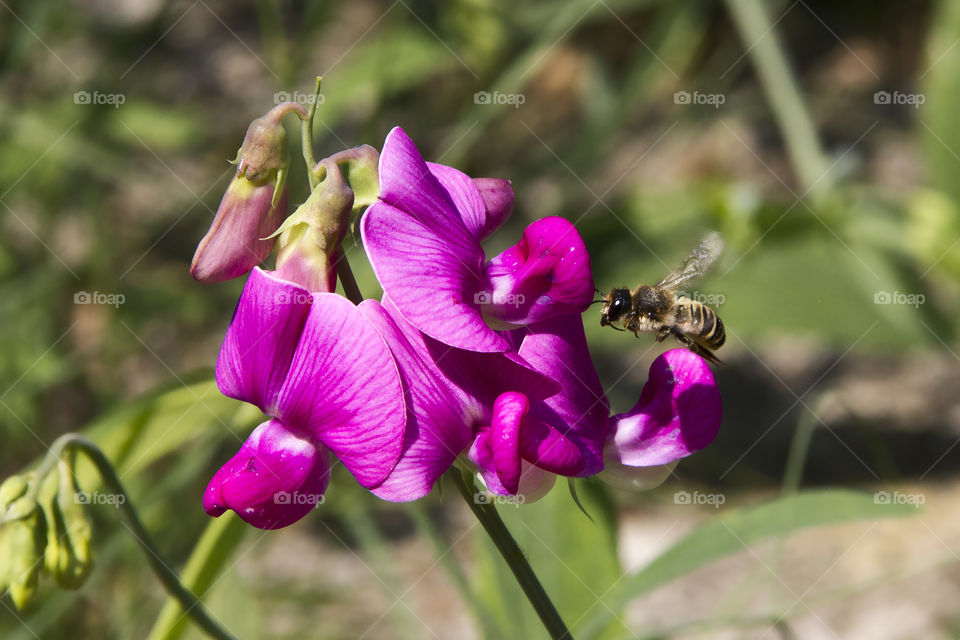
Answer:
[2,0,960,638]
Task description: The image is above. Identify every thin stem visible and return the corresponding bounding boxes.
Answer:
[446,467,572,640]
[146,513,248,640]
[337,256,364,305]
[33,434,237,640]
[301,76,323,190]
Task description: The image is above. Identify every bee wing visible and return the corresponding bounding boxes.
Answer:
[656,232,724,289]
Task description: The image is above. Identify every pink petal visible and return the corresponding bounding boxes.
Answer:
[203,419,330,530]
[472,177,514,240]
[606,349,722,467]
[482,217,594,325]
[356,299,474,501]
[275,293,406,488]
[215,267,313,412]
[362,201,508,352]
[518,313,610,475]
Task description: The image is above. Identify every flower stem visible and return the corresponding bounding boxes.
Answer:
[301,76,323,190]
[446,467,572,640]
[32,434,237,640]
[337,255,364,305]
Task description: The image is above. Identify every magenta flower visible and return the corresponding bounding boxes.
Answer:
[361,127,594,353]
[203,268,406,529]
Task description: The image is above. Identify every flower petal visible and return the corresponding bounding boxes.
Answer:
[518,313,609,475]
[362,202,507,352]
[482,217,594,325]
[215,267,312,412]
[275,293,406,488]
[356,299,474,501]
[203,419,330,530]
[606,349,721,467]
[472,178,514,240]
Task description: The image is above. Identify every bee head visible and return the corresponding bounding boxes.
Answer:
[600,288,631,327]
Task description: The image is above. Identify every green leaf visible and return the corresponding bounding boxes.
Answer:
[578,490,917,639]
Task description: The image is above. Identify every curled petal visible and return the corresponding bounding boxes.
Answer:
[482,217,594,326]
[203,419,330,530]
[518,313,609,476]
[191,178,286,282]
[606,349,721,467]
[275,294,406,489]
[216,267,312,412]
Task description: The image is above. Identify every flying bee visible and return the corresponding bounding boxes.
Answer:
[600,233,726,365]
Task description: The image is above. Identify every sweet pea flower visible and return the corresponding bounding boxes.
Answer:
[203,268,406,529]
[361,127,594,353]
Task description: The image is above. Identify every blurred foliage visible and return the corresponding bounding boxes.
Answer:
[1,0,959,637]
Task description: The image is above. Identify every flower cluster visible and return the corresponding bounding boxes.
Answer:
[196,121,722,529]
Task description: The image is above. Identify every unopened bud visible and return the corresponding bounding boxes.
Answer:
[191,102,307,283]
[274,157,354,292]
[1,496,46,609]
[327,145,380,214]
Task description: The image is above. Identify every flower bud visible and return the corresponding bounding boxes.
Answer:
[38,464,93,590]
[1,496,46,609]
[274,157,354,292]
[327,145,380,214]
[191,103,307,283]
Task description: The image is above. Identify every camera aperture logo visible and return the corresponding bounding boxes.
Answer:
[474,290,525,308]
[874,490,924,508]
[676,290,726,307]
[874,291,924,308]
[75,490,125,507]
[673,90,725,109]
[474,91,525,108]
[74,291,125,308]
[274,90,325,106]
[873,90,924,108]
[274,491,325,507]
[474,491,525,507]
[73,90,126,109]
[674,490,725,508]
[274,291,313,305]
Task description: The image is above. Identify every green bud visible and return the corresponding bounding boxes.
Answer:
[0,476,28,510]
[53,467,93,589]
[1,497,46,609]
[328,145,380,214]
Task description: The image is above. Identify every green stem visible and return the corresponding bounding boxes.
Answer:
[146,513,248,640]
[31,434,237,640]
[446,467,572,640]
[301,76,323,190]
[337,256,364,305]
[725,0,832,197]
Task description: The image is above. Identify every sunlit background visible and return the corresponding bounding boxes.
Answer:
[2,0,960,638]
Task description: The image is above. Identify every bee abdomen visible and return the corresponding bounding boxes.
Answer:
[695,303,725,348]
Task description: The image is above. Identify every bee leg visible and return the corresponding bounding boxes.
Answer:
[655,327,672,343]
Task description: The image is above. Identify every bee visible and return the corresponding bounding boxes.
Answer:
[600,233,726,365]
